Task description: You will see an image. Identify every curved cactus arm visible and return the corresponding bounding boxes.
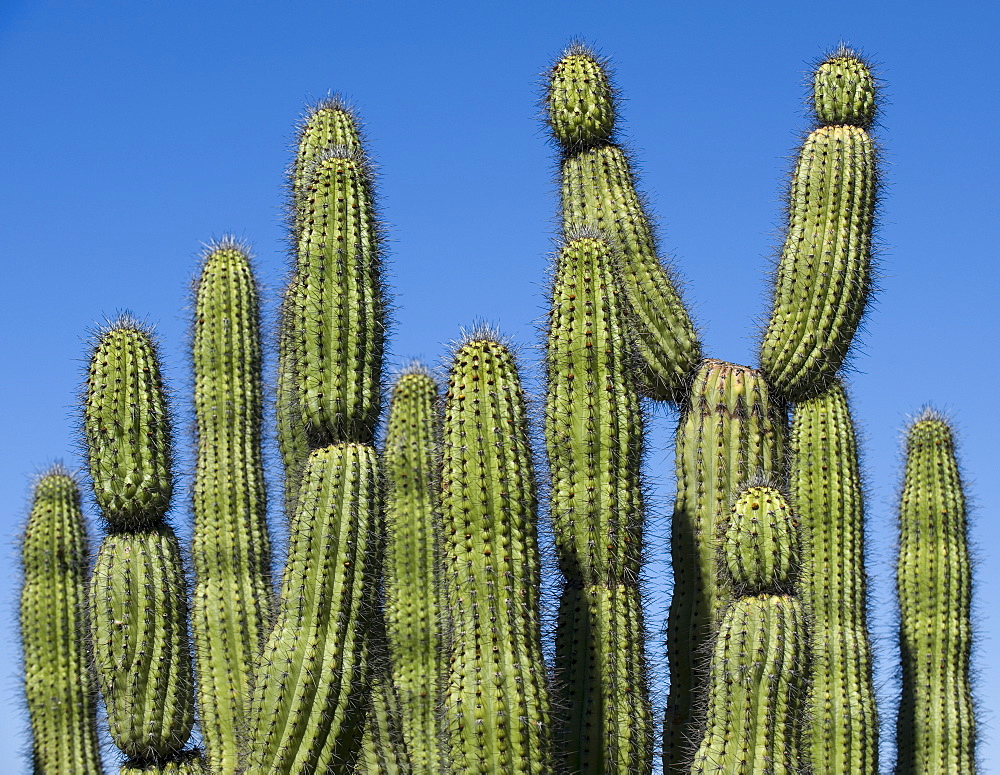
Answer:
[190,239,272,773]
[20,468,104,775]
[895,411,976,773]
[759,47,878,402]
[791,380,878,773]
[84,319,198,768]
[440,335,553,775]
[664,360,786,772]
[547,43,701,401]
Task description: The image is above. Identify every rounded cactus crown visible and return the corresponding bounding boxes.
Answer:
[813,47,877,128]
[548,42,616,150]
[722,484,800,593]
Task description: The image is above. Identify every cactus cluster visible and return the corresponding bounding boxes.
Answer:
[17,39,978,775]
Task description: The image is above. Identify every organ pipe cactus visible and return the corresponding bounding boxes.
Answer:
[895,411,976,773]
[20,468,103,774]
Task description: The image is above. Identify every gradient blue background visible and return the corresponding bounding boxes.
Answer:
[2,2,997,771]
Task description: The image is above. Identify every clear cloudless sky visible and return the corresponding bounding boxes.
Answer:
[2,1,997,771]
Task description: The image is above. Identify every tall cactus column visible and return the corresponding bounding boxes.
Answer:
[84,319,199,772]
[895,411,976,773]
[545,233,653,773]
[190,240,272,773]
[791,380,878,773]
[440,335,553,775]
[664,360,786,771]
[20,468,103,774]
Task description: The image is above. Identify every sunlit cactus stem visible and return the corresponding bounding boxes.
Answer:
[547,43,701,401]
[760,47,878,402]
[895,411,976,773]
[190,240,272,773]
[791,379,878,773]
[691,485,807,774]
[441,334,553,774]
[664,359,786,772]
[84,319,197,768]
[20,468,103,775]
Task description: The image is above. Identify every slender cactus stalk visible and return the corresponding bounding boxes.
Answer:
[20,468,104,775]
[440,335,553,774]
[895,411,976,773]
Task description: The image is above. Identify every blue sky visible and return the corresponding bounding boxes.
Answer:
[1,2,997,771]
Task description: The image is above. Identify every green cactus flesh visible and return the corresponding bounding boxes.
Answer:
[355,652,413,775]
[547,42,615,149]
[551,48,700,401]
[190,240,272,773]
[813,48,876,128]
[895,412,976,773]
[119,750,205,774]
[244,442,379,774]
[20,469,103,774]
[276,273,311,517]
[293,96,364,214]
[545,233,645,585]
[664,360,786,772]
[791,380,878,774]
[759,50,877,402]
[441,336,553,774]
[383,365,445,773]
[554,582,653,774]
[91,525,196,760]
[289,148,385,446]
[84,319,173,529]
[722,485,799,594]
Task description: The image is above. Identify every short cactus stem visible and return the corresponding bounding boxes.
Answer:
[441,335,553,774]
[664,360,786,772]
[549,45,700,401]
[691,485,807,774]
[383,365,445,773]
[20,468,103,775]
[292,95,364,215]
[759,47,878,402]
[895,411,976,773]
[190,240,272,773]
[244,442,380,773]
[791,380,878,774]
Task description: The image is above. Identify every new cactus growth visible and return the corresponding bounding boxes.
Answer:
[441,335,553,774]
[664,360,786,770]
[20,468,103,774]
[548,43,701,401]
[791,380,878,773]
[691,485,807,774]
[190,240,272,773]
[759,47,878,402]
[84,319,198,767]
[895,411,976,773]
[383,365,445,773]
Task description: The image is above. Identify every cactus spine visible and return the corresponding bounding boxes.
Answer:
[20,468,103,774]
[545,233,653,771]
[441,335,553,774]
[691,486,807,774]
[548,43,701,401]
[383,365,445,773]
[664,360,786,771]
[760,48,878,402]
[791,379,878,773]
[190,240,272,773]
[84,319,197,767]
[895,411,976,773]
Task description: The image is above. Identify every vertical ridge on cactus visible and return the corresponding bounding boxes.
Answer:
[548,45,701,401]
[759,48,878,402]
[895,411,976,773]
[84,320,198,767]
[663,359,786,772]
[791,380,878,774]
[691,485,807,774]
[190,240,272,773]
[441,336,553,774]
[20,468,103,775]
[383,365,445,772]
